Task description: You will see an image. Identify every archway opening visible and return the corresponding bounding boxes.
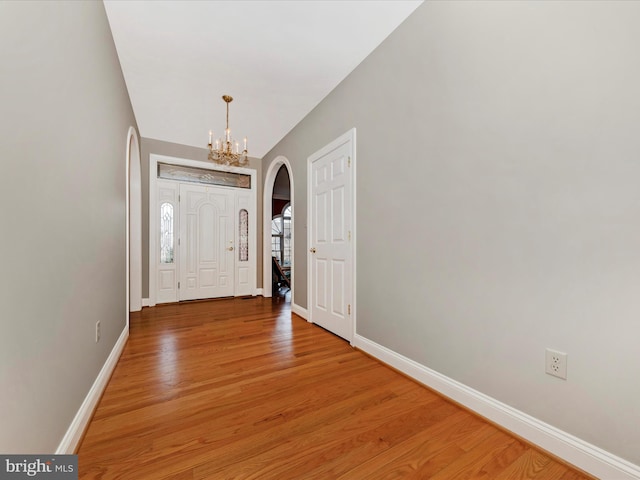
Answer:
[263,157,294,300]
[127,127,142,315]
[271,166,291,301]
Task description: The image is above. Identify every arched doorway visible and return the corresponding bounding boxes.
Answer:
[271,167,291,300]
[263,156,294,299]
[126,127,142,316]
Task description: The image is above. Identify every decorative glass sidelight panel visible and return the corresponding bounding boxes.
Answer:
[160,203,174,264]
[158,163,251,189]
[239,209,249,262]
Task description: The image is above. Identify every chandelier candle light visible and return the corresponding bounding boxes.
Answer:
[207,95,248,166]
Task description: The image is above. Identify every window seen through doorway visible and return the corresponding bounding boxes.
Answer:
[271,204,291,266]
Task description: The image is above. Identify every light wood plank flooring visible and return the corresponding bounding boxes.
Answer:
[77,297,593,479]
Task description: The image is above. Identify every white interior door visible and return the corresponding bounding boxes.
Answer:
[308,130,355,342]
[179,183,235,300]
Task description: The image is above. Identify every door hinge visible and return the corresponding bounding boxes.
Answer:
[178,194,181,202]
[348,156,351,167]
[348,304,351,315]
[178,282,180,289]
[348,231,351,241]
[178,237,180,246]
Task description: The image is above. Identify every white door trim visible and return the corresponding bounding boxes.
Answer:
[149,154,257,307]
[307,128,357,342]
[263,156,294,300]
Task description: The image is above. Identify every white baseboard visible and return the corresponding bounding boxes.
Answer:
[255,288,263,296]
[353,334,640,480]
[141,298,150,307]
[56,326,129,454]
[291,303,308,320]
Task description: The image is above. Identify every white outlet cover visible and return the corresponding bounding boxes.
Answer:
[545,348,568,380]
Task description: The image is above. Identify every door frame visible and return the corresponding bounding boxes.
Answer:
[149,154,257,307]
[263,156,294,300]
[307,128,357,342]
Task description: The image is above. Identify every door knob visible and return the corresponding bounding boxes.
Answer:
[227,246,234,251]
[309,248,316,253]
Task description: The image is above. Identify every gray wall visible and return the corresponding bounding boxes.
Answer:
[0,1,137,452]
[262,0,640,465]
[140,138,263,297]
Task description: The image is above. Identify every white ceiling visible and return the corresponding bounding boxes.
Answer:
[104,0,423,158]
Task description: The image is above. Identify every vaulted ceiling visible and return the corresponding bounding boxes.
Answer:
[104,0,423,158]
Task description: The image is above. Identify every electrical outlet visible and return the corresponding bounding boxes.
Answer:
[545,348,567,379]
[95,321,101,343]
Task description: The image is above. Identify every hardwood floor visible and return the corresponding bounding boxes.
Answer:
[77,297,593,479]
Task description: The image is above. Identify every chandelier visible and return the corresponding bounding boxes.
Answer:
[207,95,248,166]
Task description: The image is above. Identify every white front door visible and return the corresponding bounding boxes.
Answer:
[179,183,235,301]
[308,130,355,342]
